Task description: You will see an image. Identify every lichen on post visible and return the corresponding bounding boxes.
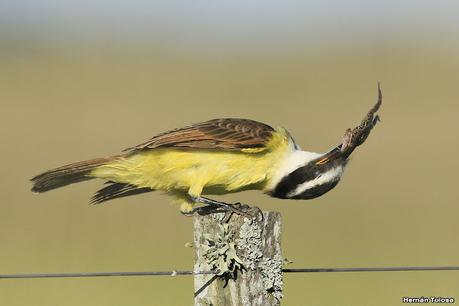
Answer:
[194,211,283,306]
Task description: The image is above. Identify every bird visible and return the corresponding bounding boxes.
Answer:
[31,85,382,215]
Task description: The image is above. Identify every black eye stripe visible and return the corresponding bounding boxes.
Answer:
[271,165,317,198]
[271,157,347,200]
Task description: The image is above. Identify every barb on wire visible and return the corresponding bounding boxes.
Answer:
[1,266,459,280]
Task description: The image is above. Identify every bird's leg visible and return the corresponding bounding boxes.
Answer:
[186,204,227,216]
[202,197,264,221]
[188,196,252,219]
[188,197,263,223]
[191,197,249,216]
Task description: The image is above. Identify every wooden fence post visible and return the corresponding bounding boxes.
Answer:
[193,211,283,305]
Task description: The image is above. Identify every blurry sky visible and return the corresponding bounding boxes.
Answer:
[1,0,458,52]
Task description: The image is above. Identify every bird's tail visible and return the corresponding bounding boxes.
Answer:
[31,156,122,193]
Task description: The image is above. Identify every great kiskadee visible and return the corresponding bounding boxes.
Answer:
[31,86,382,214]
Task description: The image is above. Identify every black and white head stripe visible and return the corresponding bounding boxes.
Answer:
[270,154,348,200]
[286,166,344,199]
[266,150,321,191]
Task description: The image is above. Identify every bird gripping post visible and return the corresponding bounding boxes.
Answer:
[193,211,283,306]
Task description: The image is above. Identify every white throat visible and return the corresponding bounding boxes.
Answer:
[266,149,321,191]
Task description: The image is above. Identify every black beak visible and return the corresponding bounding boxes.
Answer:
[315,147,345,165]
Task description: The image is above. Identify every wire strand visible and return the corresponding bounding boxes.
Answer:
[282,266,459,273]
[0,270,214,279]
[1,266,459,279]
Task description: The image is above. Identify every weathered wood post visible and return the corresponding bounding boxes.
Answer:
[193,211,283,305]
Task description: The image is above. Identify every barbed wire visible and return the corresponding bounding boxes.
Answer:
[282,266,459,273]
[1,266,459,279]
[0,270,212,279]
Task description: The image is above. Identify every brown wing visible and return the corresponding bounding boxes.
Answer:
[124,118,275,153]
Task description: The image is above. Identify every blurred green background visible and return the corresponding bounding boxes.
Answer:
[1,1,458,305]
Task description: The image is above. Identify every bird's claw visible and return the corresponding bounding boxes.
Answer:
[231,202,264,223]
[184,202,263,224]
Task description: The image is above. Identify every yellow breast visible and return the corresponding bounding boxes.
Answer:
[91,127,293,197]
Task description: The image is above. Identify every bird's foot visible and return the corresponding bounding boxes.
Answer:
[182,205,226,216]
[183,196,263,223]
[231,202,264,223]
[182,202,262,223]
